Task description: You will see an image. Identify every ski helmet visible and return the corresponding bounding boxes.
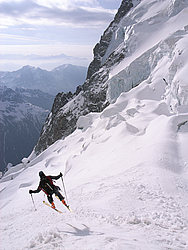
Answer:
[39,171,45,178]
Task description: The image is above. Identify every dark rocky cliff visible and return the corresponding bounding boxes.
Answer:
[35,0,135,154]
[87,0,134,79]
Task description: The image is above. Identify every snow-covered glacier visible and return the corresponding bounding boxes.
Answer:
[106,0,188,111]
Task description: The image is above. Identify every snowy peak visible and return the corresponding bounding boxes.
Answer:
[19,65,39,71]
[113,0,134,23]
[86,0,136,79]
[0,64,87,95]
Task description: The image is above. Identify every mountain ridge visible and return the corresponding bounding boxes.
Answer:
[0,64,87,95]
[0,86,49,172]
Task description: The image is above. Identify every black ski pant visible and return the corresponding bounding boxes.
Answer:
[47,189,64,204]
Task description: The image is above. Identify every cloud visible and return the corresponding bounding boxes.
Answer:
[0,43,93,71]
[0,53,88,61]
[0,33,41,42]
[0,44,94,58]
[0,0,38,17]
[0,0,116,28]
[0,0,121,71]
[35,0,100,9]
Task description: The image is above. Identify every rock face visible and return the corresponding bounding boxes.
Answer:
[35,92,74,151]
[0,86,48,172]
[35,0,135,154]
[86,0,134,79]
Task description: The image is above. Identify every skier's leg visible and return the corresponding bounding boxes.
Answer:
[54,190,67,206]
[54,189,64,201]
[47,194,55,208]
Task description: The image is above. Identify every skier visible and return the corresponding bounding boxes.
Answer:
[29,171,68,209]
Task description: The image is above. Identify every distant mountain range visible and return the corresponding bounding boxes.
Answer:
[0,86,51,172]
[0,64,87,95]
[14,88,55,110]
[0,63,87,173]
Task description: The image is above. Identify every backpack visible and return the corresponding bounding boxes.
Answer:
[40,176,55,194]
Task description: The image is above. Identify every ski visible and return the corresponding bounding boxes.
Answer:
[65,204,72,212]
[43,201,63,213]
[62,202,72,212]
[55,196,72,212]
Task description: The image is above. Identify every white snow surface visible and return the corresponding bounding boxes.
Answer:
[1,81,188,250]
[106,0,188,112]
[1,0,188,249]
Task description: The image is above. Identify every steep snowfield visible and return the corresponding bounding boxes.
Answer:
[107,0,188,109]
[1,0,188,249]
[0,74,188,249]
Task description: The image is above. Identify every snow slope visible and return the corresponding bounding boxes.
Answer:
[0,71,188,249]
[0,0,188,249]
[106,0,188,108]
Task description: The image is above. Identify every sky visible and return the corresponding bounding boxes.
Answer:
[0,0,122,71]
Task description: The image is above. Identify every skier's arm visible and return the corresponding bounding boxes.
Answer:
[50,172,62,180]
[29,185,41,194]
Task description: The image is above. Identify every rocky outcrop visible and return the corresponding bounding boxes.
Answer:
[35,0,135,154]
[86,0,134,79]
[35,92,74,152]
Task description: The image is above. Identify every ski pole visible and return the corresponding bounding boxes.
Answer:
[61,175,69,204]
[30,193,37,211]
